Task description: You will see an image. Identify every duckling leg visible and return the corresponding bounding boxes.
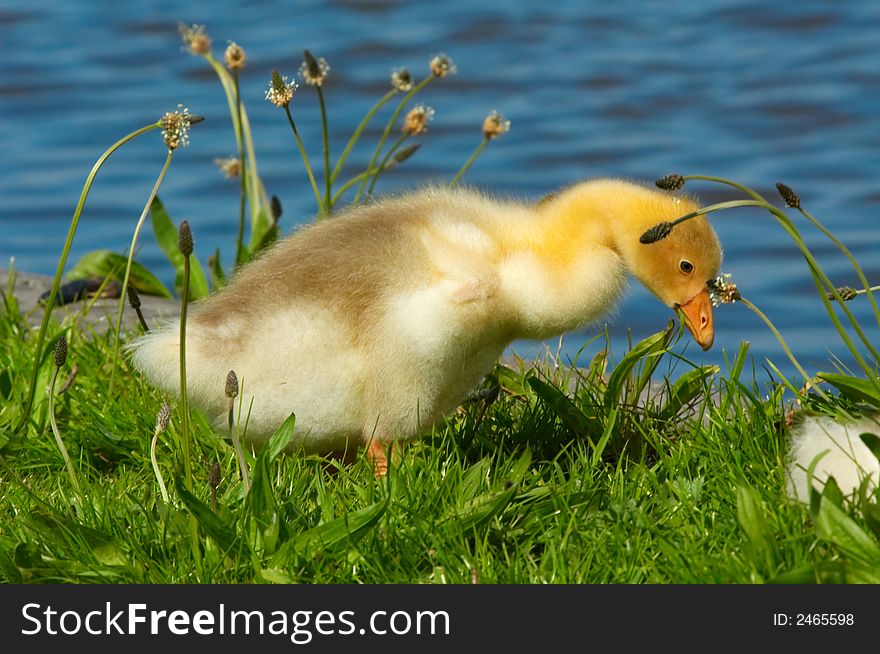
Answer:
[365,439,403,477]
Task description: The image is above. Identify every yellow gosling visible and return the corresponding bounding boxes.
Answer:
[130,179,722,474]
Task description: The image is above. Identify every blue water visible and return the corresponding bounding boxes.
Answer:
[2,0,879,378]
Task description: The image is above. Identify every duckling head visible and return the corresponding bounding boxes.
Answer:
[535,179,722,349]
[628,207,722,350]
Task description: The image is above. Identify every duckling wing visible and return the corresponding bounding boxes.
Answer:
[417,219,500,305]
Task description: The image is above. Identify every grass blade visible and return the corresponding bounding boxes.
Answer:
[176,478,246,558]
[815,495,880,566]
[858,432,880,463]
[528,377,596,435]
[265,413,296,462]
[735,482,776,573]
[604,324,673,407]
[290,498,389,559]
[661,365,718,420]
[817,372,880,408]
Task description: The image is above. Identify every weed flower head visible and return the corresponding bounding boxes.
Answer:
[126,284,141,309]
[656,174,686,191]
[179,23,212,55]
[403,104,435,135]
[54,335,68,368]
[225,370,239,399]
[391,68,413,92]
[392,143,420,164]
[300,51,330,86]
[639,221,674,244]
[482,111,510,140]
[224,41,246,70]
[156,401,171,434]
[209,461,221,488]
[430,53,457,78]
[161,104,193,150]
[178,220,193,257]
[708,273,740,306]
[829,286,858,302]
[775,182,801,209]
[214,156,241,178]
[265,70,297,108]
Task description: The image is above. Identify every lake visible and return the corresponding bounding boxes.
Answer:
[2,0,878,380]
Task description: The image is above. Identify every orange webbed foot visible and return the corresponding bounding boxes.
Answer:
[365,439,402,478]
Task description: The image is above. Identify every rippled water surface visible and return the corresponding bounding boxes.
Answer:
[2,0,879,376]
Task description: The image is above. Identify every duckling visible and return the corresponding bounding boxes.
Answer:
[130,179,722,473]
[785,413,880,502]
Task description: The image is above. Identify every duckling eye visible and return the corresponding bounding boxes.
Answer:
[679,260,694,274]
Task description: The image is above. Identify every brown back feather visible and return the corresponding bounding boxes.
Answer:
[191,196,434,340]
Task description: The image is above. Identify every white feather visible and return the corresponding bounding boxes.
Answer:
[129,303,366,453]
[785,414,880,502]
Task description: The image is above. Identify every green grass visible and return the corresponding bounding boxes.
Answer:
[1,284,876,584]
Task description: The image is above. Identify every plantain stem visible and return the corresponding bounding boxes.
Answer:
[450,139,489,188]
[19,122,161,433]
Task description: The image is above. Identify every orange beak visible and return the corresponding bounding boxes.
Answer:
[676,288,714,350]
